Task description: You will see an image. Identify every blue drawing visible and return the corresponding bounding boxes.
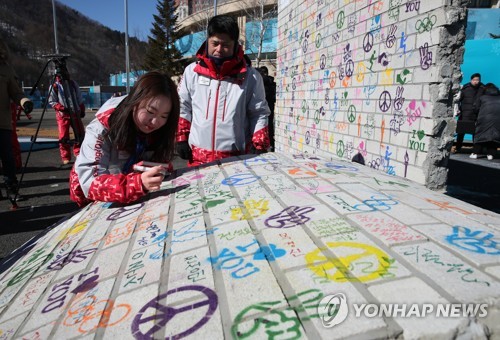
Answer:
[325,162,359,172]
[445,226,500,255]
[221,173,260,186]
[352,195,398,212]
[253,244,287,261]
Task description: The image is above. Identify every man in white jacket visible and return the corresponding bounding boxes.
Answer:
[176,15,270,166]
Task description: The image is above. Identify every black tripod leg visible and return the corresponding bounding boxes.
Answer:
[11,71,58,206]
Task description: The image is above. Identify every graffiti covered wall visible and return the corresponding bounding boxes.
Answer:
[275,0,467,187]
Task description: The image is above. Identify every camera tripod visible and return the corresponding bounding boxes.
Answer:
[5,54,85,209]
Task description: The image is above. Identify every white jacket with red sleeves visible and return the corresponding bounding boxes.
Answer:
[177,43,270,166]
[69,96,171,207]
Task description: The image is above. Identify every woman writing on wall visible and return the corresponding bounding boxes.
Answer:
[70,71,180,207]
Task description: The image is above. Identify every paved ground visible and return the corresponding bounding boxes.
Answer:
[0,109,187,260]
[0,150,499,339]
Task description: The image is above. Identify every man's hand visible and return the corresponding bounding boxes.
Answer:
[140,166,166,192]
[22,101,33,114]
[176,141,192,160]
[249,145,267,155]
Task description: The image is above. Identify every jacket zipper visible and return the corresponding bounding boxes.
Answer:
[222,88,227,122]
[205,89,211,120]
[211,80,221,157]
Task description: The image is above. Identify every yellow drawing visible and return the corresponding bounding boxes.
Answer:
[230,199,270,220]
[305,242,393,282]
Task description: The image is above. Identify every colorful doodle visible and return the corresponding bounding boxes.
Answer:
[208,240,286,278]
[131,285,218,339]
[230,199,270,220]
[400,245,491,286]
[231,289,323,338]
[445,226,500,255]
[265,206,316,228]
[63,291,131,333]
[305,242,397,282]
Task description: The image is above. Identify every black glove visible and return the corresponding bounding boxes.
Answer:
[176,141,192,160]
[80,104,86,118]
[249,145,267,155]
[23,101,33,114]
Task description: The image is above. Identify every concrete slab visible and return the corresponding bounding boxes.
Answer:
[0,153,499,339]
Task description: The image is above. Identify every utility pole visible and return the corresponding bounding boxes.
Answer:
[51,0,59,54]
[214,0,217,16]
[124,0,130,93]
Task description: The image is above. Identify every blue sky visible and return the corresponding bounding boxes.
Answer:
[58,0,157,41]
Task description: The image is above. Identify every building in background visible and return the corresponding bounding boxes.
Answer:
[461,7,500,85]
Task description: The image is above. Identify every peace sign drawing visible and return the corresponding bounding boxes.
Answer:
[379,91,392,112]
[363,32,374,52]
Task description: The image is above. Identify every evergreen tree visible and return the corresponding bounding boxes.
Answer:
[144,0,184,75]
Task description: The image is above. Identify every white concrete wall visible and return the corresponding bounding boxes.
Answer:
[275,0,467,187]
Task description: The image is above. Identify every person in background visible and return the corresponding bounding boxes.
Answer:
[258,66,276,151]
[0,39,33,199]
[244,54,252,67]
[49,68,86,165]
[10,102,26,170]
[176,15,270,166]
[69,71,180,207]
[452,73,485,153]
[469,83,500,160]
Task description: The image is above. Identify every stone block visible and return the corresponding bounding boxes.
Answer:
[101,217,139,250]
[393,242,500,302]
[170,216,212,254]
[369,277,469,339]
[261,226,318,270]
[132,214,168,251]
[348,211,427,245]
[221,259,285,321]
[168,247,214,290]
[485,266,500,280]
[412,224,500,266]
[0,313,30,340]
[172,200,203,223]
[92,243,128,280]
[26,277,114,336]
[306,231,411,284]
[0,271,56,321]
[119,245,163,293]
[285,268,391,338]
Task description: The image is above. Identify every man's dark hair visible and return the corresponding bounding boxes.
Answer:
[207,15,239,43]
[471,73,481,80]
[244,55,252,66]
[259,66,269,76]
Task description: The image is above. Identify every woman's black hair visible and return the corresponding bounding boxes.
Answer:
[107,71,180,163]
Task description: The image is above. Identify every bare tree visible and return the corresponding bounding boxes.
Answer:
[238,0,277,68]
[175,0,213,57]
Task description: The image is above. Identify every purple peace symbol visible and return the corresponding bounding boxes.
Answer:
[320,54,327,70]
[265,206,315,228]
[363,32,374,52]
[379,91,392,112]
[345,59,354,77]
[107,203,145,221]
[302,38,308,53]
[131,285,218,339]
